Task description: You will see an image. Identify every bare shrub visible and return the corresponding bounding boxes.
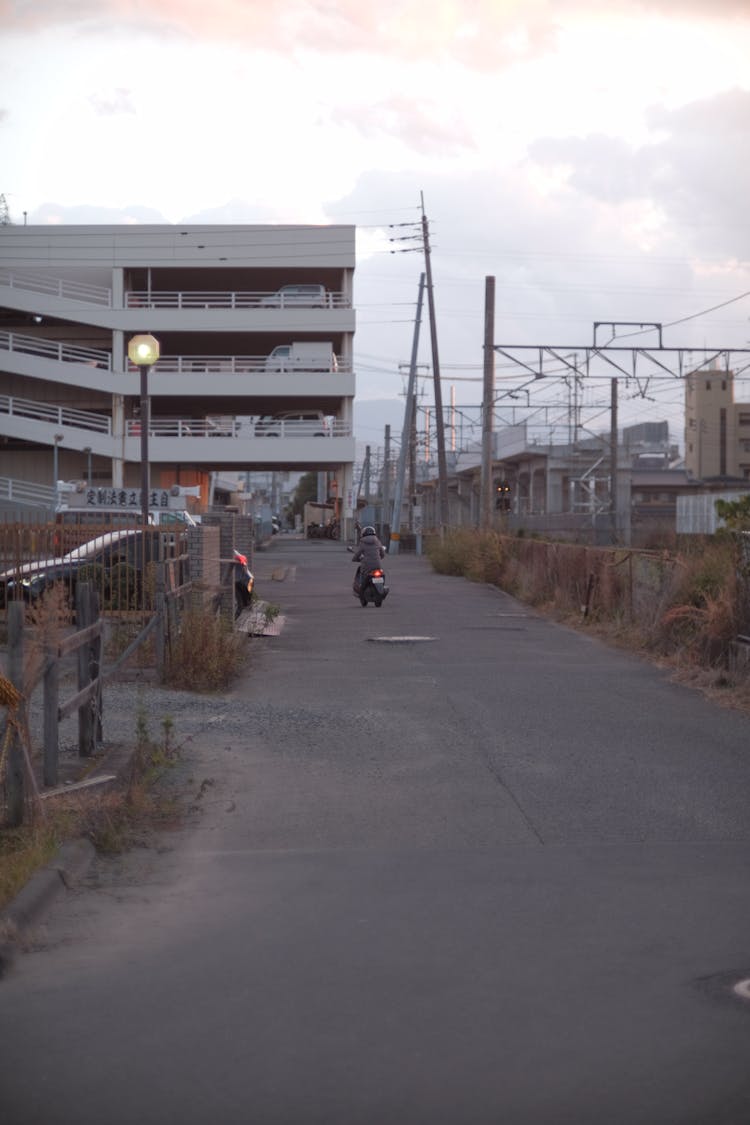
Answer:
[425,530,479,577]
[465,532,507,585]
[165,604,246,692]
[652,539,738,665]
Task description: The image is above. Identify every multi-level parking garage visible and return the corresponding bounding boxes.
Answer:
[0,224,357,521]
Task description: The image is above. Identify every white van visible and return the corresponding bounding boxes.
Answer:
[264,342,337,372]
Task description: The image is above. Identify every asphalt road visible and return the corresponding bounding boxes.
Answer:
[3,537,750,1125]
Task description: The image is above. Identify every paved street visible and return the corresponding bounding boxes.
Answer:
[3,537,750,1125]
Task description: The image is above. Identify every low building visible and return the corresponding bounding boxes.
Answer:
[685,365,750,481]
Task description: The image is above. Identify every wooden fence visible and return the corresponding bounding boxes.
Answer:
[1,556,192,828]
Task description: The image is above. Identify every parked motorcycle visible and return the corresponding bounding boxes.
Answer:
[347,546,389,608]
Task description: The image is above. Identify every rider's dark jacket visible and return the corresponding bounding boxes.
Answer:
[352,532,386,579]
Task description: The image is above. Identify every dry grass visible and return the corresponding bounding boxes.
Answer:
[0,714,185,911]
[427,529,749,698]
[164,603,246,692]
[0,818,65,911]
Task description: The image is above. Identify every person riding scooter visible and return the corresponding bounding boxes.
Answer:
[351,526,386,595]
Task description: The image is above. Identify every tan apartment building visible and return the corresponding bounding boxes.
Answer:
[685,366,750,481]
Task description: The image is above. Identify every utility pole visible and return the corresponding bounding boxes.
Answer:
[480,276,496,530]
[420,192,449,529]
[610,377,618,543]
[382,425,391,538]
[390,273,425,553]
[363,445,371,504]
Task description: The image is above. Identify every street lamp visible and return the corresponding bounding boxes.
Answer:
[53,433,63,507]
[127,333,160,529]
[82,446,92,487]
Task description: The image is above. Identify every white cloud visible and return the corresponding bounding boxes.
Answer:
[529,89,750,260]
[2,0,750,434]
[87,87,136,116]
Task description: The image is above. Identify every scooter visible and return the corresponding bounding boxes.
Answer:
[348,546,389,608]
[233,549,255,617]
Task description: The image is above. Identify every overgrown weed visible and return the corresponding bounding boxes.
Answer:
[426,528,750,704]
[164,603,246,691]
[0,710,187,909]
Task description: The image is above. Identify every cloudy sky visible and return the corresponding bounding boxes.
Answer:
[2,0,750,451]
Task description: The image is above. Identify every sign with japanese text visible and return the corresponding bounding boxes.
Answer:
[73,488,172,510]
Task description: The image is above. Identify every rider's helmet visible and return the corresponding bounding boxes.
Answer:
[361,526,376,537]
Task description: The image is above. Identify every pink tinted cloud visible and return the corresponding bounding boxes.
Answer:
[0,0,563,66]
[331,96,473,155]
[1,0,745,66]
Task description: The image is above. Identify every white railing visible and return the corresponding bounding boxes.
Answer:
[253,417,351,438]
[126,417,352,439]
[127,354,350,375]
[0,392,352,445]
[0,269,350,311]
[0,269,111,306]
[0,395,112,434]
[0,476,57,509]
[0,332,349,377]
[126,289,350,309]
[0,395,352,443]
[0,330,112,370]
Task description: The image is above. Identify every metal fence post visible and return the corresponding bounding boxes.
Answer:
[155,561,166,679]
[43,638,59,787]
[5,601,25,825]
[76,583,95,757]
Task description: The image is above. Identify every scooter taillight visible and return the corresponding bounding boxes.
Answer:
[371,569,384,578]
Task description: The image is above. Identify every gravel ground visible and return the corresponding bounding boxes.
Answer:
[22,645,259,791]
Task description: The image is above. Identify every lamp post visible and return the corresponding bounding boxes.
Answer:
[83,446,92,487]
[53,433,63,507]
[127,333,160,529]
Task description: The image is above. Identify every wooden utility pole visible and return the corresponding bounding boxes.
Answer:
[421,192,449,529]
[480,276,496,530]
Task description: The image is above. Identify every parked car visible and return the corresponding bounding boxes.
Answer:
[0,529,179,610]
[259,284,328,308]
[254,411,329,437]
[53,506,196,555]
[0,529,254,619]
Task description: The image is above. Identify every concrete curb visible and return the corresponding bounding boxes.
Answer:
[0,838,96,977]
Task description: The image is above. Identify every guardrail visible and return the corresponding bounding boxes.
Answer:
[0,394,351,442]
[0,269,111,306]
[126,417,352,438]
[0,332,349,377]
[0,395,112,434]
[126,290,350,309]
[0,476,57,509]
[0,330,111,370]
[128,354,351,375]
